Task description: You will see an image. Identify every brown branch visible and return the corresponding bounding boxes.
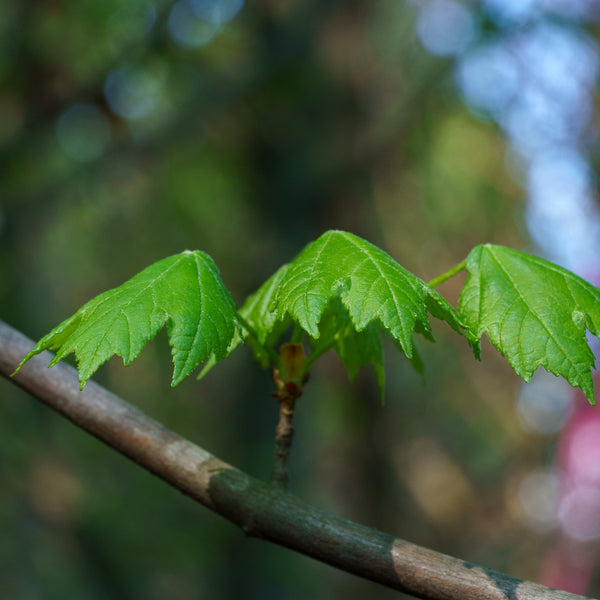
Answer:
[270,395,297,488]
[270,343,307,488]
[0,319,594,600]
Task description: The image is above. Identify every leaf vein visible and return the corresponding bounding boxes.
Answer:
[488,247,580,378]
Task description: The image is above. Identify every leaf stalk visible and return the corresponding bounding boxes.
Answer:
[427,259,467,288]
[290,323,304,344]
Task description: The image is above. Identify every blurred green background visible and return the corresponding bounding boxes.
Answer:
[2,1,598,598]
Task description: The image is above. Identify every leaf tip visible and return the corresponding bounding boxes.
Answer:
[581,378,596,406]
[11,348,39,377]
[10,363,25,378]
[463,329,481,360]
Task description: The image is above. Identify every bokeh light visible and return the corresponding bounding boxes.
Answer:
[526,150,600,272]
[456,43,520,116]
[482,0,539,26]
[517,371,573,435]
[415,0,477,57]
[55,104,111,162]
[558,417,600,540]
[190,0,244,25]
[104,61,169,121]
[517,468,560,532]
[168,0,244,48]
[168,0,220,48]
[457,22,598,159]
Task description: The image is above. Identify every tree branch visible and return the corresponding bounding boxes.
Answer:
[0,320,593,600]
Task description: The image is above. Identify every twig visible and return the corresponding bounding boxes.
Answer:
[270,391,298,488]
[269,343,307,488]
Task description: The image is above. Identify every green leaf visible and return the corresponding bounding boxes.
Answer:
[15,250,241,389]
[241,230,462,390]
[239,264,292,367]
[308,296,386,393]
[459,244,600,404]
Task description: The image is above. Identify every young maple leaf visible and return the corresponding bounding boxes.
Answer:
[460,244,600,404]
[15,250,241,389]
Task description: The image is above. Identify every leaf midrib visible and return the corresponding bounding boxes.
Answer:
[178,253,206,376]
[84,253,191,370]
[340,232,419,340]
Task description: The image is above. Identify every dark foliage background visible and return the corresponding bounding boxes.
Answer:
[2,1,598,598]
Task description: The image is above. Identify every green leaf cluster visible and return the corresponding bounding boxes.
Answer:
[15,231,600,405]
[241,230,462,396]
